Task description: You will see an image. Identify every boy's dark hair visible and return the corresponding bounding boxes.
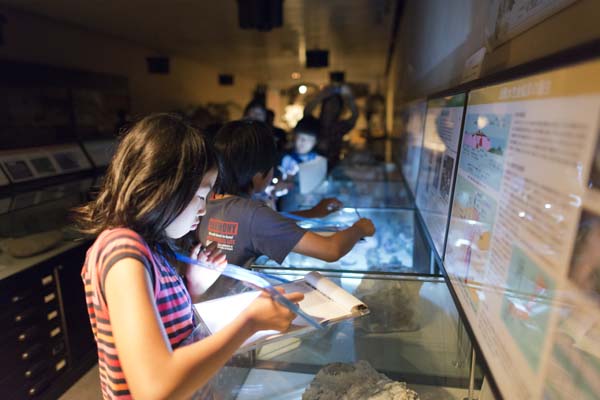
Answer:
[294,116,320,138]
[74,113,217,257]
[213,119,277,196]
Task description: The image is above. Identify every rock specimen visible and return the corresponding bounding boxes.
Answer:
[302,360,419,400]
[353,279,422,333]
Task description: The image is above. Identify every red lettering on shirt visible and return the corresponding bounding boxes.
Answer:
[208,218,239,235]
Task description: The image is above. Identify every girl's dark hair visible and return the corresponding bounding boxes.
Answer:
[213,119,277,196]
[74,113,217,258]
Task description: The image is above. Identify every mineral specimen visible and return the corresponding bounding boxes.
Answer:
[302,360,419,400]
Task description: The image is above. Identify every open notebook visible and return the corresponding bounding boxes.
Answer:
[194,271,369,354]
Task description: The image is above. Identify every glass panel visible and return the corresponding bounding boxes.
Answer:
[444,59,600,400]
[414,94,466,257]
[280,178,413,210]
[255,208,425,274]
[215,270,483,399]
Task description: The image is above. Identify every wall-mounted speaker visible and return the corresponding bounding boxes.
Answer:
[219,74,234,85]
[330,71,345,83]
[306,49,329,68]
[146,57,170,74]
[237,0,283,31]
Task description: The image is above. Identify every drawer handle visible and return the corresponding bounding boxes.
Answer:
[18,326,41,342]
[15,308,36,323]
[24,361,48,379]
[22,343,43,361]
[41,274,54,286]
[44,292,56,303]
[50,326,61,338]
[55,359,67,372]
[47,310,58,321]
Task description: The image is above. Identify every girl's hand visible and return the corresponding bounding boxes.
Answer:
[191,241,226,267]
[242,289,305,332]
[185,242,227,298]
[311,198,343,217]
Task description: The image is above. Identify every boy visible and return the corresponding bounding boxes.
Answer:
[280,116,324,177]
[197,120,375,275]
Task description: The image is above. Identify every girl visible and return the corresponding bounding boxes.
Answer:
[76,113,303,400]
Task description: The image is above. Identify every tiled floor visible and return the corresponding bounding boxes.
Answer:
[59,364,101,400]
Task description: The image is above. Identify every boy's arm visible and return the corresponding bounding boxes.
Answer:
[291,218,375,262]
[289,197,343,219]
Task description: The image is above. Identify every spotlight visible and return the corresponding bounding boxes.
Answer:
[298,85,307,94]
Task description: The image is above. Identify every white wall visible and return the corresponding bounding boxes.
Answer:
[390,0,600,101]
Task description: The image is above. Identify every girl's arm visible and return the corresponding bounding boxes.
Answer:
[105,259,303,400]
[291,218,375,262]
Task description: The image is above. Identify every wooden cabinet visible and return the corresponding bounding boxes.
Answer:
[0,242,96,400]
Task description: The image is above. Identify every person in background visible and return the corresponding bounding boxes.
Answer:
[266,108,288,155]
[304,84,359,170]
[75,113,303,400]
[243,99,267,122]
[280,115,324,178]
[197,119,375,272]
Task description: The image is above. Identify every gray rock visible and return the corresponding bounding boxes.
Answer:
[302,360,419,400]
[353,280,422,333]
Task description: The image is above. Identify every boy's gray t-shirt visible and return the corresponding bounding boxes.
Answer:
[198,196,306,267]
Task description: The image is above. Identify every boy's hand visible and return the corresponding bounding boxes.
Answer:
[353,218,375,237]
[312,198,343,217]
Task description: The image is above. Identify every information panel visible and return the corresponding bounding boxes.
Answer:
[444,59,600,399]
[400,99,427,195]
[0,144,92,183]
[415,93,466,257]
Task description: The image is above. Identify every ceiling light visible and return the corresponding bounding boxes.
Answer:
[298,85,307,94]
[291,72,301,80]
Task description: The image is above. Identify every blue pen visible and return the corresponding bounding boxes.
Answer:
[175,253,324,330]
[353,208,367,242]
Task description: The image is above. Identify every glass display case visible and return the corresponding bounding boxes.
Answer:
[0,177,94,279]
[256,208,424,274]
[202,270,484,400]
[280,178,413,211]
